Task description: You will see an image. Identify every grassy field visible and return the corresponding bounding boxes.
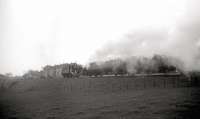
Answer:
[0,76,200,119]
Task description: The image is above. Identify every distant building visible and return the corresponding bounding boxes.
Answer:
[22,63,83,79]
[23,70,41,79]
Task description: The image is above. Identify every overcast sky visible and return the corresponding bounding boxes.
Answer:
[0,0,187,75]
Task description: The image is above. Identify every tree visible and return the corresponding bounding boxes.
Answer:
[5,73,13,77]
[113,60,127,75]
[87,62,102,76]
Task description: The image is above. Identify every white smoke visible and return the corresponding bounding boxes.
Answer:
[92,0,200,72]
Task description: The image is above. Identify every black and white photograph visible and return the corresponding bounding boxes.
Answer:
[0,0,200,119]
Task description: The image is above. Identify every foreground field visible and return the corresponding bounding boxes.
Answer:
[0,76,200,119]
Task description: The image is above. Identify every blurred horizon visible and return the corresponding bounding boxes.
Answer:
[1,0,200,75]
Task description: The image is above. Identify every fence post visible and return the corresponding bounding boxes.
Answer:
[70,79,72,92]
[126,79,129,90]
[153,78,156,88]
[119,78,122,91]
[173,78,176,88]
[143,77,146,89]
[164,78,166,88]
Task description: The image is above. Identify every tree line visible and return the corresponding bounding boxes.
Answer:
[22,54,183,79]
[85,54,182,77]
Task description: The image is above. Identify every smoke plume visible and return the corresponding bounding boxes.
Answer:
[92,0,200,72]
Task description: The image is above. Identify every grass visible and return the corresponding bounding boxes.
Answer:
[0,76,199,119]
